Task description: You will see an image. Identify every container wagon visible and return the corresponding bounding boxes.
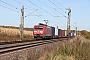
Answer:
[54,27,58,38]
[51,27,55,38]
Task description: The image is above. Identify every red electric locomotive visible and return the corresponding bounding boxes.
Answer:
[33,23,52,39]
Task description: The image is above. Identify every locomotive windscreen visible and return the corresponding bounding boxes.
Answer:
[35,26,43,29]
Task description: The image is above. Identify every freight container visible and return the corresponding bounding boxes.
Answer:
[64,30,67,36]
[69,32,74,37]
[72,33,74,36]
[58,29,61,36]
[64,30,65,36]
[60,29,62,37]
[51,27,55,36]
[55,27,58,36]
[61,30,64,37]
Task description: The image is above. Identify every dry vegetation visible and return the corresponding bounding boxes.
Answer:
[0,27,33,42]
[37,37,90,60]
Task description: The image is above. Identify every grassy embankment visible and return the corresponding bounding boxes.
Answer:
[38,37,90,60]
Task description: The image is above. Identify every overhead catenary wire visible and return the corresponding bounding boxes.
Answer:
[27,0,58,19]
[13,0,48,18]
[13,1,44,20]
[0,4,19,13]
[39,0,60,17]
[38,0,67,27]
[27,0,66,28]
[13,0,64,20]
[54,0,67,9]
[48,0,66,13]
[13,0,50,21]
[0,0,34,14]
[0,0,43,18]
[39,0,52,9]
[39,0,67,20]
[52,0,69,29]
[0,0,66,29]
[54,8,67,18]
[13,0,37,10]
[0,0,20,10]
[27,0,55,17]
[48,0,68,26]
[25,9,38,17]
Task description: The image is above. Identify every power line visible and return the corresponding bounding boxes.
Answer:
[13,0,36,10]
[0,0,20,10]
[48,0,66,13]
[0,4,19,13]
[27,0,64,22]
[13,0,44,16]
[54,0,66,9]
[48,0,67,26]
[23,0,65,28]
[54,8,67,18]
[39,0,60,17]
[27,0,66,28]
[39,0,52,9]
[25,9,38,17]
[15,0,54,19]
[27,0,55,17]
[0,0,65,29]
[39,0,66,23]
[0,0,41,17]
[1,0,33,13]
[13,0,49,20]
[27,0,66,29]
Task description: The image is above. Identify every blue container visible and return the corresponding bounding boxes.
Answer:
[68,33,71,36]
[69,33,74,36]
[58,29,61,36]
[51,27,55,36]
[72,33,74,36]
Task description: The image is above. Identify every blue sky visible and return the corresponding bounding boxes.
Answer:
[0,0,90,31]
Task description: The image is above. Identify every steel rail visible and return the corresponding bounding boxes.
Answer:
[0,38,67,54]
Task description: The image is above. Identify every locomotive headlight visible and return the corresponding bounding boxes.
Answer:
[40,31,43,34]
[34,31,37,34]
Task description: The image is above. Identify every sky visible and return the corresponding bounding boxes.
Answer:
[0,0,90,31]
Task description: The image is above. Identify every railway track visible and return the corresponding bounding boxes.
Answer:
[0,40,36,45]
[0,38,68,54]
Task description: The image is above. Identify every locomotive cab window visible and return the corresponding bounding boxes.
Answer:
[35,26,43,30]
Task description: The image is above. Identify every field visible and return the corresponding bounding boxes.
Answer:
[0,26,33,42]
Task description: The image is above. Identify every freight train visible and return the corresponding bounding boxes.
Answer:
[33,23,74,39]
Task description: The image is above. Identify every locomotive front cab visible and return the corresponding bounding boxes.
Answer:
[33,25,44,38]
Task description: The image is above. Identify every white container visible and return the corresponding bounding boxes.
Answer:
[65,30,67,36]
[55,27,58,36]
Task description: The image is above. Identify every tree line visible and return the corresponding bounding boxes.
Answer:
[81,30,90,39]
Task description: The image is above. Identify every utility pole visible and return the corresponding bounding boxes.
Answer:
[74,22,77,36]
[67,7,71,36]
[76,27,77,36]
[20,6,24,40]
[44,20,48,25]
